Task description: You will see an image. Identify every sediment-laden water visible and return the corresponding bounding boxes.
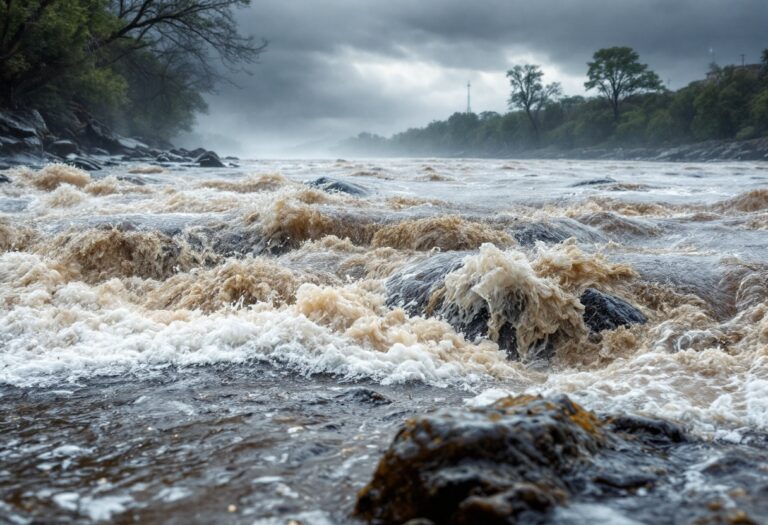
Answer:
[2,159,768,523]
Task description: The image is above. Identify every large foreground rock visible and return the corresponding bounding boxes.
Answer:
[355,395,767,524]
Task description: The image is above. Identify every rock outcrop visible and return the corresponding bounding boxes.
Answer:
[307,176,368,196]
[355,395,767,525]
[0,109,47,161]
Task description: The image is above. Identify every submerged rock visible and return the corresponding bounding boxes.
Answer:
[307,176,368,196]
[66,157,101,171]
[355,395,767,525]
[387,253,644,359]
[580,288,646,333]
[572,177,617,187]
[48,139,79,158]
[334,388,392,406]
[508,218,605,247]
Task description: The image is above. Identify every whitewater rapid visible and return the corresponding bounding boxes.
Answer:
[2,158,768,440]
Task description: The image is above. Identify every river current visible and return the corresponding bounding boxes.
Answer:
[1,158,768,523]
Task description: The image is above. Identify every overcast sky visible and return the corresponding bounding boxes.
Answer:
[180,0,768,156]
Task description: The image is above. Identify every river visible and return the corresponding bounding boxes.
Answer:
[1,158,768,523]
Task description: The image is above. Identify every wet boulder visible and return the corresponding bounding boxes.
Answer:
[354,395,681,524]
[385,252,467,315]
[196,150,225,168]
[334,388,392,406]
[356,395,768,525]
[580,288,646,333]
[571,177,617,187]
[0,109,47,158]
[0,173,11,184]
[156,151,186,163]
[48,139,79,158]
[188,147,208,159]
[307,176,368,196]
[66,157,102,171]
[509,218,605,247]
[77,117,124,154]
[384,253,527,358]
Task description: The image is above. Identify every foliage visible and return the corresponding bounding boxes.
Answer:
[0,0,264,143]
[343,47,768,157]
[585,46,663,120]
[506,64,561,143]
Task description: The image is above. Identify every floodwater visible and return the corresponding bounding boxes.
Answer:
[2,158,768,523]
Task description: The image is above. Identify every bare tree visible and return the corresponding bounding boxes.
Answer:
[103,0,265,76]
[506,64,562,144]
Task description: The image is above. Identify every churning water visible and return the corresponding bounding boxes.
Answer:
[2,158,768,523]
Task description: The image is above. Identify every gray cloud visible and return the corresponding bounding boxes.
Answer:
[182,0,768,156]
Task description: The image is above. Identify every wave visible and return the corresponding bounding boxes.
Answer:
[43,227,208,282]
[371,216,514,251]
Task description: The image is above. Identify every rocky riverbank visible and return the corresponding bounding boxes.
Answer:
[0,108,236,171]
[515,136,768,162]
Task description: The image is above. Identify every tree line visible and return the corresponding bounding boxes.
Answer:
[0,0,264,143]
[342,47,768,156]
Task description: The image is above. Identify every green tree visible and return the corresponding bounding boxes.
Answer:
[506,64,561,144]
[585,47,663,121]
[0,0,265,142]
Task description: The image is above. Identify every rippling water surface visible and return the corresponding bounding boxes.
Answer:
[2,158,768,523]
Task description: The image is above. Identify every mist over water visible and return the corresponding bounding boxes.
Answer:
[2,158,768,522]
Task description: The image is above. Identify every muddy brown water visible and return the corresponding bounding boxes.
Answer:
[2,158,768,523]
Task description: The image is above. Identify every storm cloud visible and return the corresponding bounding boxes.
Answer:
[182,0,768,156]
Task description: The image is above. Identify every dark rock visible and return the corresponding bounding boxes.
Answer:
[353,395,651,524]
[355,395,768,525]
[307,176,368,196]
[0,109,47,158]
[572,177,617,187]
[90,147,110,156]
[66,157,101,171]
[384,253,525,358]
[197,150,225,168]
[48,139,79,158]
[170,148,189,157]
[580,288,646,333]
[156,152,186,163]
[0,173,11,183]
[78,118,124,154]
[386,257,645,360]
[510,222,571,246]
[115,175,149,186]
[334,388,392,406]
[507,218,605,247]
[606,414,686,443]
[188,147,207,158]
[386,252,467,316]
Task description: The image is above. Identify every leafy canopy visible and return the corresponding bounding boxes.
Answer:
[585,46,663,119]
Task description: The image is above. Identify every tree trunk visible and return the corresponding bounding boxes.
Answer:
[525,109,540,146]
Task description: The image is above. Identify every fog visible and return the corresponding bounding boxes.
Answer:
[178,0,768,157]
